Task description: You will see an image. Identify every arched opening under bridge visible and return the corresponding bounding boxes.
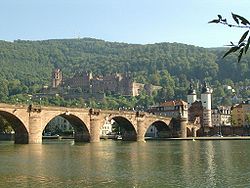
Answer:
[43,114,90,143]
[0,111,28,144]
[110,116,137,141]
[145,120,172,138]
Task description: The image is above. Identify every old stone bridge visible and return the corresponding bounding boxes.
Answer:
[0,103,190,144]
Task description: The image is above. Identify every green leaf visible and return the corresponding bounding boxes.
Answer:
[238,30,249,44]
[208,19,220,24]
[221,18,227,22]
[223,46,239,58]
[239,43,245,48]
[245,36,250,54]
[232,13,239,24]
[237,14,250,25]
[232,13,250,25]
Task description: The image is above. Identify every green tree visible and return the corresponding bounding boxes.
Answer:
[0,115,14,133]
[0,79,9,101]
[246,113,250,126]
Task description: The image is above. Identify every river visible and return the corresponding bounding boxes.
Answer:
[0,139,250,188]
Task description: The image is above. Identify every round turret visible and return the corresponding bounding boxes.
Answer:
[187,83,197,108]
[201,81,211,94]
[201,81,212,127]
[188,83,196,95]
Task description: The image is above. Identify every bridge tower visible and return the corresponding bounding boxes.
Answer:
[187,83,197,109]
[201,81,212,128]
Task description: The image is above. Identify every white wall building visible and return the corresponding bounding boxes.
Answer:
[212,106,231,126]
[100,118,114,136]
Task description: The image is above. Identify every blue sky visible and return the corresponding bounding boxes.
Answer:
[1,0,250,47]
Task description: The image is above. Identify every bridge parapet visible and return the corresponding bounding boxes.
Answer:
[28,105,42,113]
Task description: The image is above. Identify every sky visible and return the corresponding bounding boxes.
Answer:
[1,0,250,48]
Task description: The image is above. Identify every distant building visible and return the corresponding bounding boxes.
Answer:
[45,116,72,134]
[231,100,250,127]
[52,69,63,88]
[147,99,188,137]
[50,69,161,99]
[148,100,188,119]
[211,106,231,127]
[100,118,114,136]
[64,71,92,92]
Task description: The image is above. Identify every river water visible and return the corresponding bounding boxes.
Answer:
[0,139,250,188]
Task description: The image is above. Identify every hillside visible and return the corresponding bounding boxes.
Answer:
[0,38,249,106]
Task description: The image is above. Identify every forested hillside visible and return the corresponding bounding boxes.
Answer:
[0,38,249,107]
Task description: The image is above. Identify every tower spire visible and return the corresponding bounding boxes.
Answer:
[201,81,212,127]
[187,82,197,108]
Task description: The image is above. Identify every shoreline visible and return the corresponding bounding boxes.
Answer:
[145,136,250,141]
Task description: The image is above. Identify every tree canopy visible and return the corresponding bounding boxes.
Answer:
[0,38,249,108]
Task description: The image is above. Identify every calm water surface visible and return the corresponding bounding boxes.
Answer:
[1,139,250,188]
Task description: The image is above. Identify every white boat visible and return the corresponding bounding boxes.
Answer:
[115,135,122,140]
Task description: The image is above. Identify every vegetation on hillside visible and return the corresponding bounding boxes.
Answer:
[0,38,249,109]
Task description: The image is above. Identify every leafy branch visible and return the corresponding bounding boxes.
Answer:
[209,13,250,62]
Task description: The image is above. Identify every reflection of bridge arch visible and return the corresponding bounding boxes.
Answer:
[0,110,29,144]
[108,115,137,141]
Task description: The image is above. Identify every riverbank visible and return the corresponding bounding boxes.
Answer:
[145,136,250,141]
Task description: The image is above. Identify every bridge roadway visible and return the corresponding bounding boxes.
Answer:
[0,103,188,144]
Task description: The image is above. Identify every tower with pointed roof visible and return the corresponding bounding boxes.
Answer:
[187,83,197,108]
[201,81,212,127]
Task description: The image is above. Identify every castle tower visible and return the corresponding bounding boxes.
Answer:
[187,83,197,109]
[201,81,212,127]
[52,69,62,88]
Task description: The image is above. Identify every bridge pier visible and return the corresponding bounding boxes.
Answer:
[29,113,43,144]
[15,132,29,144]
[75,132,90,142]
[136,112,146,142]
[89,110,101,143]
[180,117,188,138]
[137,119,146,142]
[192,128,197,137]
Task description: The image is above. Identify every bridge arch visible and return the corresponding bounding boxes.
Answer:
[186,127,193,137]
[42,112,90,142]
[0,110,29,144]
[144,119,172,138]
[108,115,137,141]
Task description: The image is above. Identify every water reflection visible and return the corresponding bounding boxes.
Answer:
[1,140,250,187]
[204,141,216,187]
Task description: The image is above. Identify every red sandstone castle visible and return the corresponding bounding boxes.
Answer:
[51,69,161,98]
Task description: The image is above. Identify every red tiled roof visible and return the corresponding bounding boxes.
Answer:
[160,100,187,107]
